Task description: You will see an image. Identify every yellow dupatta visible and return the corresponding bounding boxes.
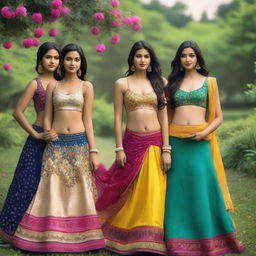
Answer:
[169,77,233,211]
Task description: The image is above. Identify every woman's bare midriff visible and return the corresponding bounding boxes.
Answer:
[126,108,161,132]
[52,111,85,134]
[172,105,206,125]
[33,111,45,127]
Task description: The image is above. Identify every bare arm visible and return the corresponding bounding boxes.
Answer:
[13,80,40,139]
[82,81,99,170]
[114,79,127,167]
[193,80,223,140]
[44,82,55,131]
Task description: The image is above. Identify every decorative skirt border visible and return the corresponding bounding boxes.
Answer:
[166,233,245,256]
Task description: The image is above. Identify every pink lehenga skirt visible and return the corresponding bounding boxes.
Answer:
[2,133,105,252]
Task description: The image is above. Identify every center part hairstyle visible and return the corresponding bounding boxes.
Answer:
[126,40,166,110]
[60,43,87,81]
[35,42,61,80]
[166,40,209,109]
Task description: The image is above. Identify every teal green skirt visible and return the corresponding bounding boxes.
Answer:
[164,136,244,256]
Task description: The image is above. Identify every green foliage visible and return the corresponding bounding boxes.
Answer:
[93,97,114,137]
[222,126,256,176]
[143,0,192,27]
[0,111,26,149]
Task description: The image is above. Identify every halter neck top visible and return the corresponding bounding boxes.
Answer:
[33,78,46,112]
[174,78,208,108]
[124,79,158,112]
[53,82,84,112]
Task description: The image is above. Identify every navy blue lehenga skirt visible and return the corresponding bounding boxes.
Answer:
[0,125,46,236]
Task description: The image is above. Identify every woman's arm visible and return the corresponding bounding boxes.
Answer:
[13,80,41,139]
[158,105,171,173]
[44,83,55,131]
[82,81,99,170]
[114,79,126,167]
[193,81,223,140]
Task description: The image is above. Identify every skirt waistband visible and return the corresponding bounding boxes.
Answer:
[51,132,88,146]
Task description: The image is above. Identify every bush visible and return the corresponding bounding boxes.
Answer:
[93,98,114,137]
[222,127,256,176]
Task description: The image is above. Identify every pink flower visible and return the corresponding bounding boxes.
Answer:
[3,42,13,49]
[34,28,44,38]
[110,10,122,19]
[91,26,101,35]
[96,44,106,53]
[124,16,133,25]
[111,20,121,28]
[1,6,16,19]
[111,34,120,45]
[131,16,141,24]
[48,28,59,37]
[93,12,105,21]
[3,64,11,72]
[32,13,43,24]
[33,38,41,47]
[22,38,34,48]
[1,7,15,18]
[51,0,62,9]
[15,6,27,17]
[132,24,143,31]
[111,0,120,8]
[60,7,69,15]
[51,9,60,19]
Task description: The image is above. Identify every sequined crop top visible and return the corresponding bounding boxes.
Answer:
[174,78,208,108]
[33,78,46,112]
[124,80,158,112]
[53,83,84,112]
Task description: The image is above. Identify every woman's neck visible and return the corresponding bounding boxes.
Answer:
[184,69,201,80]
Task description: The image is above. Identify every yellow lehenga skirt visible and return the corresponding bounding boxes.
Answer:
[102,145,167,255]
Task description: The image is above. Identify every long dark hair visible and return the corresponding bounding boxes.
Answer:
[126,40,166,109]
[35,42,61,80]
[166,40,209,109]
[60,43,87,81]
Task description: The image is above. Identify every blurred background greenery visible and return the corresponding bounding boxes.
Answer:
[0,0,256,254]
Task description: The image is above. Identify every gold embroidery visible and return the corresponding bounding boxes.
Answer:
[15,226,103,243]
[41,144,92,189]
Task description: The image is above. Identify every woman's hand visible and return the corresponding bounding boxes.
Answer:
[38,129,58,141]
[89,152,100,171]
[191,131,207,141]
[116,150,127,168]
[161,152,171,174]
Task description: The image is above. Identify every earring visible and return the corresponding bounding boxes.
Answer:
[131,65,136,72]
[77,69,82,76]
[196,64,201,70]
[147,65,152,72]
[179,66,184,71]
[38,63,44,73]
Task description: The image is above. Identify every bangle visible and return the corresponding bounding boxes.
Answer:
[115,146,124,152]
[89,148,99,153]
[162,145,172,150]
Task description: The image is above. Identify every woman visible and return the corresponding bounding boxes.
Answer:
[94,40,171,255]
[0,42,59,241]
[164,40,244,256]
[5,43,105,252]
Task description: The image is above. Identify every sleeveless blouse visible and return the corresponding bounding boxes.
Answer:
[124,79,158,112]
[174,78,208,108]
[53,83,84,112]
[33,78,46,112]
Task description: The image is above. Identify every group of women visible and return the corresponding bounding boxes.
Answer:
[0,40,245,256]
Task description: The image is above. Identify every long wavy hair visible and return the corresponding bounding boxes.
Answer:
[35,42,61,80]
[166,40,209,109]
[126,40,166,109]
[60,43,87,81]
